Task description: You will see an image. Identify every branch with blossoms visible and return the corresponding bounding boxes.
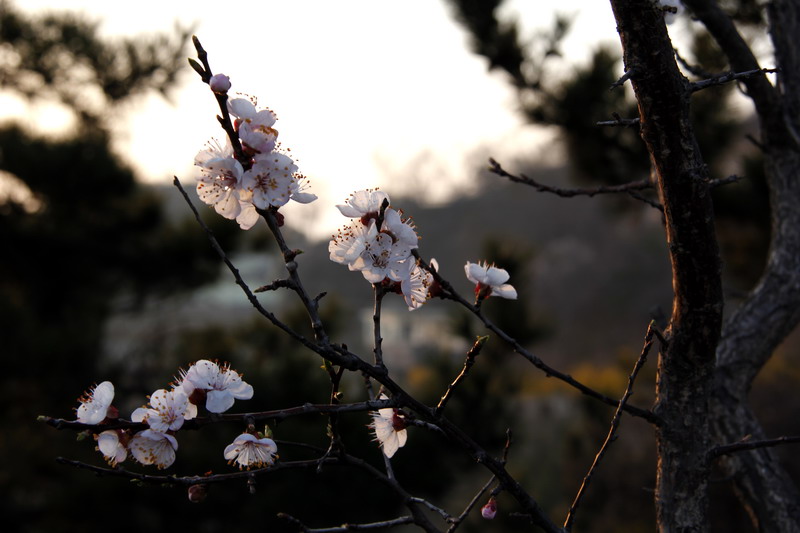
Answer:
[43,38,688,533]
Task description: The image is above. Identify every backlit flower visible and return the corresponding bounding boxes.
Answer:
[228,97,278,155]
[224,433,278,469]
[130,429,178,469]
[195,139,245,220]
[465,261,517,301]
[76,381,115,425]
[336,189,389,223]
[400,259,433,310]
[131,388,191,433]
[96,429,128,466]
[243,152,299,209]
[370,394,407,458]
[177,360,253,414]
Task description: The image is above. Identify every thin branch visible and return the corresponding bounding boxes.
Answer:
[172,177,316,350]
[40,399,395,434]
[414,251,660,425]
[278,513,415,532]
[190,36,247,166]
[409,497,453,523]
[610,67,637,89]
[489,158,652,198]
[690,68,778,93]
[674,48,714,79]
[597,115,640,127]
[435,336,488,416]
[372,285,387,368]
[446,430,513,533]
[563,324,656,531]
[709,435,800,460]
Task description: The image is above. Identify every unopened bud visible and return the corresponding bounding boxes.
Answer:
[187,483,208,503]
[481,497,497,520]
[209,73,231,94]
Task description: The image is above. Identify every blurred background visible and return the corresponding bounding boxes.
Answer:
[2,0,798,531]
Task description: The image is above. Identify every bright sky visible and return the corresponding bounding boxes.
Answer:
[10,0,619,238]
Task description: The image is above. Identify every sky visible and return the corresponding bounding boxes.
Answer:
[7,0,620,238]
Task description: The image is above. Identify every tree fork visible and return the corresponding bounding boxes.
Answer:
[608,1,723,531]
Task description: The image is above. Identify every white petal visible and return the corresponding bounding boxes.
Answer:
[228,98,256,119]
[291,191,317,204]
[484,266,510,286]
[131,407,148,423]
[492,284,518,300]
[206,390,235,413]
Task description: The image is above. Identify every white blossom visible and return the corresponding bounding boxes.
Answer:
[130,430,178,469]
[96,430,127,466]
[228,97,278,155]
[330,206,419,284]
[131,388,191,433]
[370,394,407,458]
[177,359,254,414]
[465,261,517,300]
[224,433,278,469]
[400,259,433,310]
[195,139,245,220]
[336,189,389,220]
[76,381,115,425]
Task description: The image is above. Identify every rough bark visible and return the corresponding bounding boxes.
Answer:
[608,1,724,531]
[681,1,800,530]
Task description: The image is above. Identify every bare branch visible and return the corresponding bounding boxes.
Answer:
[563,324,656,531]
[489,158,652,198]
[610,67,637,89]
[40,400,396,434]
[709,435,800,460]
[690,68,778,93]
[597,114,640,127]
[415,252,660,425]
[172,177,316,350]
[435,336,488,416]
[278,513,415,532]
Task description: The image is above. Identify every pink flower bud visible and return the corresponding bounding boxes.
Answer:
[209,73,231,94]
[481,497,497,520]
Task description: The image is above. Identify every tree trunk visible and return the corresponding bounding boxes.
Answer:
[681,0,800,530]
[608,1,724,530]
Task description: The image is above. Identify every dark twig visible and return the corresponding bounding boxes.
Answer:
[372,285,387,369]
[40,400,395,434]
[709,174,742,188]
[447,430,513,533]
[626,189,663,211]
[489,158,652,199]
[173,177,315,350]
[563,324,656,531]
[708,435,800,460]
[674,48,714,79]
[596,114,640,127]
[278,513,415,532]
[254,279,295,293]
[610,67,637,89]
[435,336,488,416]
[414,251,660,425]
[690,68,778,93]
[190,36,247,166]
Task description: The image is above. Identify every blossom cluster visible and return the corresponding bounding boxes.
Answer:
[75,360,275,470]
[328,190,517,309]
[195,75,317,230]
[328,189,433,310]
